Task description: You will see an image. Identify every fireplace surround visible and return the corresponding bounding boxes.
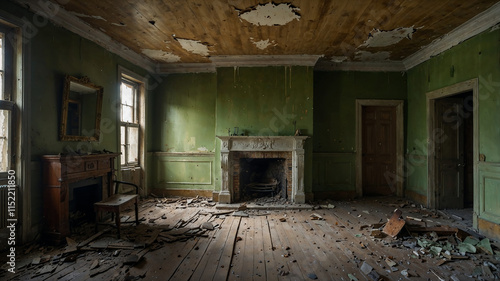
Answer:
[217,136,308,204]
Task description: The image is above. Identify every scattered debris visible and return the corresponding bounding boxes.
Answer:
[310,213,324,220]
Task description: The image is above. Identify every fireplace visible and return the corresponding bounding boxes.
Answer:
[69,178,102,226]
[217,136,308,204]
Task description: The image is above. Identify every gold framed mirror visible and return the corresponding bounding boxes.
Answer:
[60,75,103,141]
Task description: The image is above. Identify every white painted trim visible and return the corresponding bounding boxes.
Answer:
[13,0,156,73]
[315,60,406,72]
[355,100,405,198]
[426,79,478,223]
[211,55,321,67]
[404,2,500,69]
[158,63,216,74]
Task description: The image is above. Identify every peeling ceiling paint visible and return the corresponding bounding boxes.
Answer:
[251,38,277,50]
[355,51,391,61]
[361,27,416,48]
[330,56,348,63]
[238,3,301,26]
[111,22,126,27]
[176,38,210,56]
[71,12,106,21]
[141,49,181,62]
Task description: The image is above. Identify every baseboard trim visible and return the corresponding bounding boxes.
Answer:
[150,188,215,199]
[405,189,427,206]
[478,218,500,240]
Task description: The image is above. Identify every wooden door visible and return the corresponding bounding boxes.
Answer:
[362,106,397,196]
[435,98,465,209]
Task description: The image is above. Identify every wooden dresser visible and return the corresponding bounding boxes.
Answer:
[41,153,119,244]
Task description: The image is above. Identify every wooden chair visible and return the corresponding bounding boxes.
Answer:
[94,180,140,238]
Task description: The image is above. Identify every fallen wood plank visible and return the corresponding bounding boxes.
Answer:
[382,209,405,237]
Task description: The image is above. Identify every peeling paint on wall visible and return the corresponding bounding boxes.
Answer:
[176,38,210,56]
[355,51,391,61]
[71,12,107,21]
[251,38,277,50]
[361,27,416,47]
[141,49,181,62]
[238,3,301,26]
[330,56,348,63]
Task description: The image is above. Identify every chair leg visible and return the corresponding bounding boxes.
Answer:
[115,211,121,239]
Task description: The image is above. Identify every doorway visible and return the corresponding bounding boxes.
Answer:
[356,100,404,197]
[427,79,478,211]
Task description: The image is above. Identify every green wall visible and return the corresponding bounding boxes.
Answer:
[406,26,500,196]
[151,73,217,153]
[313,71,407,194]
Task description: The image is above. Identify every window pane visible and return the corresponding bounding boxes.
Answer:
[0,109,10,172]
[122,105,133,123]
[127,126,139,165]
[120,126,126,165]
[121,83,134,106]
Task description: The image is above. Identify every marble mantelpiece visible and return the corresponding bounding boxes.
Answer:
[217,136,308,204]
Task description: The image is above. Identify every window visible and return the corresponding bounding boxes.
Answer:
[0,27,15,176]
[120,79,140,167]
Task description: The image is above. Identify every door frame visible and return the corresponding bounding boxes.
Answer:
[426,78,478,210]
[355,100,404,197]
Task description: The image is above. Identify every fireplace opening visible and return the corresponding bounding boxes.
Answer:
[69,178,102,228]
[239,158,287,201]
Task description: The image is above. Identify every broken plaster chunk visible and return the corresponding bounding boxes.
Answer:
[360,261,373,275]
[347,273,359,281]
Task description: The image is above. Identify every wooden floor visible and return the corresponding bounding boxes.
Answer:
[1,196,496,280]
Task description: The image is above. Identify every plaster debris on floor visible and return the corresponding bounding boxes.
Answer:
[1,196,499,280]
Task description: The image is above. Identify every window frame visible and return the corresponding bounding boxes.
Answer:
[0,25,15,180]
[120,78,140,168]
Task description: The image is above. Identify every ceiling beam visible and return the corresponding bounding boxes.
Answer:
[13,0,157,74]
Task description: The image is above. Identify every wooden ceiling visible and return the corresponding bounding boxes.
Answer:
[19,0,500,70]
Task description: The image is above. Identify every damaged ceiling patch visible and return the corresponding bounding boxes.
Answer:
[141,49,181,63]
[361,27,416,48]
[176,38,210,56]
[238,3,300,26]
[355,51,391,61]
[251,38,277,50]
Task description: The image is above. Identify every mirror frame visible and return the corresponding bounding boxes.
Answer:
[60,75,103,142]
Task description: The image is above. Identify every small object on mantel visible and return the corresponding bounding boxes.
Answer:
[382,209,405,237]
[294,129,302,136]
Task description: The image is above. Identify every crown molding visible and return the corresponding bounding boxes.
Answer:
[158,63,216,74]
[315,60,406,72]
[13,0,156,74]
[403,2,500,70]
[210,55,321,67]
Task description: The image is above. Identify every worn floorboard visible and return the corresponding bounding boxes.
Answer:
[1,197,497,281]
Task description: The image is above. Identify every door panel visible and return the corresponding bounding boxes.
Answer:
[362,106,397,196]
[435,98,464,209]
